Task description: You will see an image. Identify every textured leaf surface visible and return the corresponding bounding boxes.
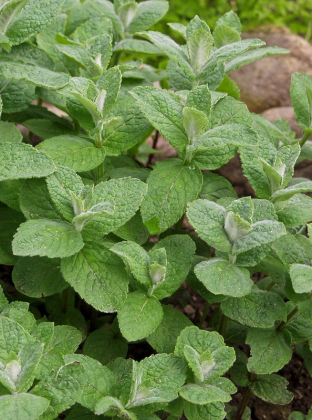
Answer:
[0,122,22,143]
[61,242,129,312]
[187,199,232,252]
[184,401,225,420]
[37,136,105,172]
[83,329,128,365]
[0,394,49,420]
[221,291,287,328]
[12,257,67,298]
[195,258,253,297]
[275,194,312,227]
[12,219,83,258]
[147,305,193,353]
[141,159,202,234]
[249,374,293,405]
[179,382,232,404]
[291,72,312,130]
[0,205,25,265]
[247,328,292,374]
[126,1,169,33]
[290,264,312,294]
[118,291,163,341]
[0,143,55,181]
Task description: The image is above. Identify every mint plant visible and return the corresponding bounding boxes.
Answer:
[0,1,312,419]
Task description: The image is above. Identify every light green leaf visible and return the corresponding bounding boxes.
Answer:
[291,72,312,131]
[187,199,232,252]
[0,76,36,114]
[46,166,84,222]
[247,328,292,374]
[290,264,312,294]
[118,291,163,341]
[141,159,202,234]
[37,135,105,172]
[271,181,312,202]
[183,107,209,144]
[213,23,240,49]
[150,234,196,299]
[168,22,187,39]
[114,39,161,55]
[146,305,192,353]
[12,257,67,298]
[126,1,169,33]
[199,172,237,202]
[232,220,286,255]
[72,16,113,43]
[20,178,61,221]
[61,241,129,312]
[12,219,84,258]
[272,233,310,267]
[113,213,149,245]
[131,87,188,154]
[186,85,211,117]
[225,46,289,73]
[275,194,312,227]
[137,31,194,77]
[221,291,287,328]
[224,212,251,243]
[249,374,293,405]
[96,67,122,117]
[111,241,151,286]
[184,400,226,420]
[0,394,49,420]
[186,17,213,74]
[0,143,55,181]
[81,178,147,240]
[23,119,74,140]
[195,258,253,297]
[180,382,233,404]
[83,329,128,365]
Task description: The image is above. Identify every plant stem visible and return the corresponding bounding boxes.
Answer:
[218,313,228,337]
[276,305,299,331]
[147,130,159,167]
[300,131,312,147]
[234,373,256,420]
[199,302,210,328]
[175,214,185,230]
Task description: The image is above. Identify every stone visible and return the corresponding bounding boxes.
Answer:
[230,26,312,113]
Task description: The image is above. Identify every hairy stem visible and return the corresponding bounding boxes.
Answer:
[147,130,160,167]
[234,373,256,420]
[300,131,312,147]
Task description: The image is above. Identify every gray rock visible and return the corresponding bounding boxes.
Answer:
[230,26,312,113]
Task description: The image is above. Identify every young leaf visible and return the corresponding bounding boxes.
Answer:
[118,291,163,341]
[126,1,169,33]
[0,143,55,181]
[186,17,213,74]
[12,219,84,258]
[194,258,253,297]
[291,72,312,132]
[141,159,202,235]
[247,328,292,374]
[61,241,129,313]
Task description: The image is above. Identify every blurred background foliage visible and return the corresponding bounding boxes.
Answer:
[152,0,312,41]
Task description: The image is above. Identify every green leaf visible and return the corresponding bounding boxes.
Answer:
[199,172,237,202]
[83,329,128,365]
[81,178,147,240]
[111,241,151,286]
[0,205,25,265]
[114,39,161,55]
[46,166,84,222]
[12,257,67,298]
[224,211,251,243]
[12,219,84,258]
[290,264,312,294]
[3,0,64,45]
[0,143,55,181]
[61,241,129,312]
[0,61,69,89]
[126,1,169,33]
[225,46,289,73]
[20,178,61,221]
[137,31,194,77]
[247,328,292,374]
[183,107,209,144]
[131,87,188,155]
[141,159,202,234]
[0,121,22,143]
[271,181,312,202]
[186,85,212,117]
[184,400,226,420]
[291,72,312,131]
[118,291,163,341]
[249,374,293,405]
[272,233,311,267]
[147,305,192,353]
[213,24,240,49]
[221,291,287,328]
[0,394,49,420]
[113,213,149,245]
[186,17,213,74]
[195,258,253,297]
[23,119,74,140]
[187,199,232,252]
[180,380,235,404]
[37,135,105,172]
[275,194,312,227]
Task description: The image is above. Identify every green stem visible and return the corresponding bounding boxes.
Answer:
[73,119,80,135]
[110,51,121,68]
[37,97,43,107]
[234,373,256,420]
[300,131,312,147]
[276,305,299,331]
[266,279,275,291]
[199,302,210,328]
[218,314,228,338]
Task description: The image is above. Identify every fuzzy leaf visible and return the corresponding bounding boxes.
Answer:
[289,264,312,294]
[291,72,312,131]
[0,394,49,420]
